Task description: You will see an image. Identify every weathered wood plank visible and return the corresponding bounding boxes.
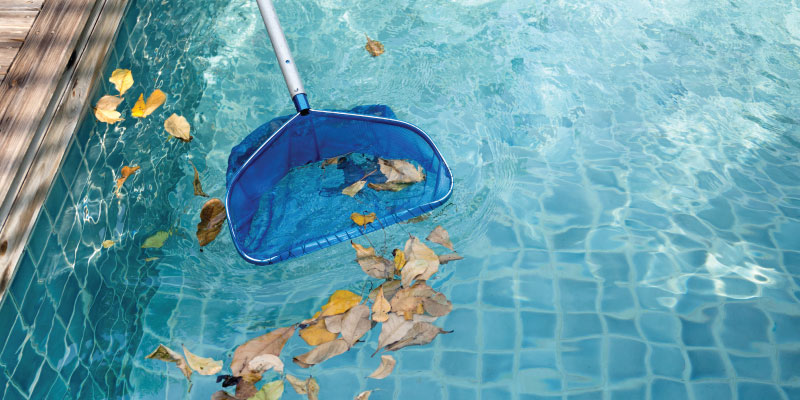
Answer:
[0,0,44,11]
[0,45,19,75]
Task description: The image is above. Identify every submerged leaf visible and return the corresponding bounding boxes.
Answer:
[393,249,406,272]
[196,198,227,246]
[351,212,376,227]
[307,377,320,400]
[249,379,284,400]
[211,391,237,400]
[231,326,296,377]
[438,253,463,264]
[384,322,452,351]
[426,225,454,251]
[131,94,146,117]
[94,95,124,124]
[109,68,133,96]
[321,156,341,168]
[183,345,223,375]
[351,242,393,279]
[401,236,439,287]
[132,89,167,118]
[367,182,411,192]
[319,290,362,318]
[189,161,209,197]
[145,344,192,380]
[355,391,372,400]
[378,158,425,183]
[365,34,384,57]
[116,165,140,190]
[341,304,372,347]
[375,313,414,354]
[342,180,366,197]
[141,231,169,249]
[371,286,391,323]
[248,354,284,375]
[102,240,115,248]
[285,375,309,395]
[293,338,349,368]
[164,113,192,142]
[368,355,396,379]
[299,318,338,346]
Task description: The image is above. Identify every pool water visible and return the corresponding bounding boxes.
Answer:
[2,0,800,398]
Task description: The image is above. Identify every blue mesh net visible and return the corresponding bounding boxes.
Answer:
[226,105,453,265]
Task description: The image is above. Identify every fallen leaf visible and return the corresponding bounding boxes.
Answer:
[402,213,430,224]
[145,257,159,262]
[231,326,296,377]
[164,113,192,142]
[145,344,191,380]
[321,156,341,168]
[183,345,222,375]
[248,354,284,374]
[299,318,338,346]
[116,165,140,190]
[197,198,227,246]
[285,375,308,394]
[422,291,452,317]
[390,282,436,320]
[385,322,452,351]
[355,391,372,400]
[340,304,372,347]
[249,379,284,400]
[371,286,390,323]
[102,240,115,248]
[293,338,349,368]
[132,89,167,117]
[324,314,344,334]
[438,253,463,264]
[236,380,258,398]
[367,182,411,192]
[378,158,425,183]
[141,231,169,249]
[426,225,454,251]
[211,391,237,400]
[320,290,362,318]
[375,313,414,355]
[392,249,406,272]
[368,355,395,379]
[342,180,366,197]
[307,377,320,400]
[189,161,209,197]
[351,212,376,227]
[351,242,393,279]
[401,236,439,287]
[365,34,384,57]
[94,95,124,124]
[109,69,133,96]
[368,280,402,303]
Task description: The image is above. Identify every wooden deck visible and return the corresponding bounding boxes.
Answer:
[0,0,44,83]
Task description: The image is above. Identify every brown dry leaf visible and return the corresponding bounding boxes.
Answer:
[109,69,133,96]
[324,314,344,334]
[385,322,452,351]
[390,282,436,320]
[116,165,140,191]
[196,198,227,246]
[402,213,430,224]
[321,156,341,168]
[341,304,372,347]
[371,286,391,323]
[211,391,237,400]
[351,242,393,279]
[131,89,166,117]
[247,354,284,374]
[299,318,338,346]
[164,113,192,142]
[426,225,454,251]
[145,344,192,380]
[401,236,439,287]
[307,377,320,400]
[368,355,396,379]
[422,291,452,317]
[378,158,425,183]
[182,345,222,375]
[320,290,362,318]
[94,95,124,123]
[285,375,308,394]
[230,326,296,377]
[351,212,376,227]
[368,280,402,303]
[438,253,463,264]
[236,380,258,399]
[189,161,209,197]
[375,313,414,354]
[355,391,372,400]
[367,182,411,192]
[342,180,366,197]
[293,338,349,368]
[393,249,406,272]
[102,240,115,249]
[365,34,384,57]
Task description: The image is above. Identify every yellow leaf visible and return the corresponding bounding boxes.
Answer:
[342,180,366,197]
[351,242,393,279]
[164,113,192,142]
[368,182,411,192]
[368,355,396,379]
[321,156,341,169]
[319,290,362,318]
[182,345,223,375]
[249,380,284,400]
[196,198,226,246]
[371,286,390,323]
[393,249,406,272]
[145,257,159,262]
[109,69,134,96]
[145,344,191,380]
[116,165,140,190]
[351,212,376,227]
[131,93,146,117]
[299,318,338,346]
[94,94,124,124]
[401,236,439,287]
[102,240,115,248]
[378,158,425,183]
[365,34,384,57]
[144,89,166,116]
[141,231,169,249]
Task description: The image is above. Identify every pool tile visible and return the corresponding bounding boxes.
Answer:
[45,319,68,368]
[601,285,635,314]
[607,338,646,383]
[692,382,731,398]
[10,341,43,395]
[650,344,685,379]
[610,385,646,399]
[0,318,25,371]
[521,312,556,346]
[640,312,679,344]
[28,362,57,400]
[441,309,478,350]
[604,315,639,338]
[482,311,517,351]
[447,385,478,399]
[720,303,770,353]
[779,349,800,382]
[482,386,513,400]
[43,174,69,223]
[687,350,727,379]
[650,379,688,400]
[518,275,555,310]
[60,142,83,186]
[481,277,515,308]
[30,299,56,352]
[7,253,35,309]
[0,298,18,344]
[440,351,478,379]
[730,354,773,381]
[562,313,602,339]
[737,382,783,400]
[56,274,80,325]
[3,383,26,400]
[19,275,46,327]
[45,377,70,399]
[681,317,717,347]
[561,339,601,388]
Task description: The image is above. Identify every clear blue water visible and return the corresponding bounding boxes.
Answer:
[2,0,800,398]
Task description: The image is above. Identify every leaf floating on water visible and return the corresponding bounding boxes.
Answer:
[351,212,376,227]
[249,379,284,400]
[132,89,167,118]
[320,290,362,318]
[299,317,338,346]
[131,94,146,117]
[371,286,391,323]
[197,198,227,246]
[375,313,414,355]
[286,375,308,395]
[401,236,439,287]
[145,257,159,262]
[211,391,237,400]
[189,161,209,197]
[324,314,344,334]
[321,156,341,168]
[390,281,435,320]
[355,391,372,400]
[368,280,402,303]
[402,213,430,224]
[422,290,452,317]
[293,338,349,368]
[351,242,394,279]
[365,34,384,57]
[393,249,406,272]
[385,322,452,352]
[145,344,192,380]
[438,252,463,264]
[378,158,425,184]
[247,354,284,375]
[368,355,396,379]
[307,377,320,400]
[341,304,372,347]
[109,68,133,96]
[183,345,223,375]
[426,225,455,251]
[237,380,258,398]
[141,231,169,249]
[94,95,124,124]
[367,182,411,192]
[164,113,192,142]
[102,240,115,248]
[342,180,366,197]
[116,165,140,190]
[230,326,296,378]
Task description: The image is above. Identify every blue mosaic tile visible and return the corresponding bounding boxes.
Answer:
[482,386,513,400]
[482,311,516,351]
[604,315,639,338]
[0,298,18,344]
[521,312,556,347]
[3,383,26,400]
[518,275,555,310]
[481,277,515,308]
[43,174,69,224]
[601,285,636,314]
[779,349,800,383]
[738,382,783,400]
[566,391,603,400]
[440,350,478,379]
[7,253,35,309]
[688,350,728,379]
[45,377,70,399]
[28,361,57,400]
[721,303,770,353]
[562,313,602,339]
[60,142,83,186]
[607,338,646,383]
[67,362,89,396]
[0,318,25,371]
[45,319,68,368]
[610,385,646,399]
[640,312,679,344]
[561,339,601,389]
[730,354,773,381]
[482,352,514,383]
[650,345,685,379]
[19,275,46,328]
[10,340,43,395]
[447,385,478,399]
[56,273,80,326]
[650,379,688,400]
[692,382,731,398]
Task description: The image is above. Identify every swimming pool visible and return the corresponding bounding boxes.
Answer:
[2,0,800,398]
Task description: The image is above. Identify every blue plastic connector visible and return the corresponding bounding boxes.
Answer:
[292,93,310,115]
